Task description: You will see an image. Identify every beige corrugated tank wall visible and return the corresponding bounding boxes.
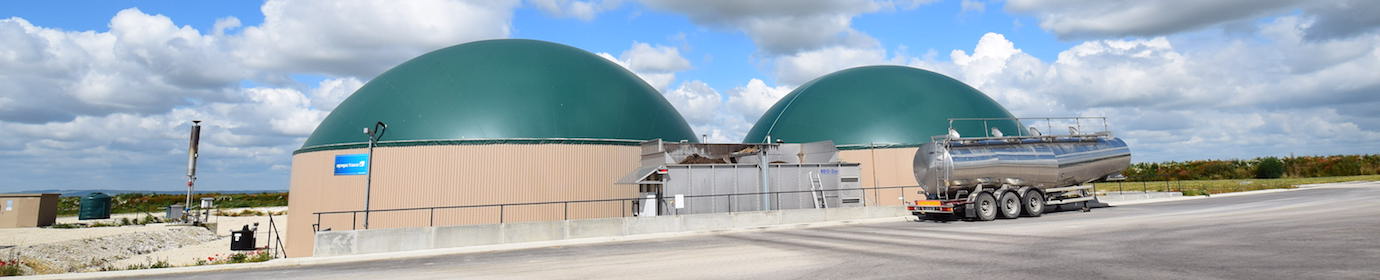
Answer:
[287,144,642,257]
[837,147,923,206]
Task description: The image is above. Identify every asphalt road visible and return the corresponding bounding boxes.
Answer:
[127,182,1380,280]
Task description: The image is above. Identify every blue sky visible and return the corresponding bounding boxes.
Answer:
[1,0,1377,191]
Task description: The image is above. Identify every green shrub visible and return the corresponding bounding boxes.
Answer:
[229,252,248,263]
[49,223,83,229]
[1256,157,1285,179]
[149,259,171,269]
[247,251,273,262]
[0,259,23,276]
[140,214,161,224]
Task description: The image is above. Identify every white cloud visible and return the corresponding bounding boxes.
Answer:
[1005,0,1305,39]
[724,79,793,127]
[774,46,903,86]
[530,0,623,21]
[212,17,241,35]
[0,1,524,190]
[1303,0,1380,40]
[960,0,986,14]
[308,77,365,111]
[1006,0,1380,41]
[640,0,929,87]
[233,0,520,78]
[639,0,911,54]
[914,25,1380,162]
[598,42,692,90]
[659,78,794,143]
[663,80,722,125]
[0,9,243,123]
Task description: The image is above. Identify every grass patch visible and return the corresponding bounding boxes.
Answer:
[123,259,172,270]
[195,250,273,266]
[1100,175,1380,195]
[47,214,164,229]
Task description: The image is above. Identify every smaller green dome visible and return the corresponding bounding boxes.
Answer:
[744,65,1021,147]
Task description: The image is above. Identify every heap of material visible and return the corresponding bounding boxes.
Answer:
[744,65,1022,206]
[0,193,58,228]
[287,39,698,258]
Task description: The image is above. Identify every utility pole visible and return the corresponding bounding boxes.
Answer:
[185,120,202,223]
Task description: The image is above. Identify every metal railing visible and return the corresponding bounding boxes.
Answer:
[947,116,1109,138]
[312,186,917,231]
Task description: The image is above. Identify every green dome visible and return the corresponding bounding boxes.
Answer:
[744,65,1020,147]
[300,39,698,151]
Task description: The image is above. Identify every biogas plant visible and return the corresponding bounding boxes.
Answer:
[287,39,1130,257]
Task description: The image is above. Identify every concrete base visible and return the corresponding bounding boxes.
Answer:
[315,206,909,257]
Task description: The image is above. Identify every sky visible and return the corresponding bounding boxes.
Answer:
[1,0,1377,191]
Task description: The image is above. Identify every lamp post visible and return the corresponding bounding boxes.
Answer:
[363,121,387,229]
[759,135,772,211]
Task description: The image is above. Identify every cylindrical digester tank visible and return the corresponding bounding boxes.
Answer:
[913,136,1131,197]
[79,192,112,220]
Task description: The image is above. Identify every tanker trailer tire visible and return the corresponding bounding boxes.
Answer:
[974,193,998,221]
[997,191,1022,219]
[1022,190,1045,217]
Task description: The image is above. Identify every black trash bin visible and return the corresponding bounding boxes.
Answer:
[231,225,256,251]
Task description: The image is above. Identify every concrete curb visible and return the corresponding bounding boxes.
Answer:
[19,216,911,279]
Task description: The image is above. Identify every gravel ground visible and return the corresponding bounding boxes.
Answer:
[0,207,289,275]
[2,226,218,273]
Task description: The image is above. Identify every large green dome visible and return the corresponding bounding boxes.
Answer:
[300,39,698,152]
[744,65,1020,147]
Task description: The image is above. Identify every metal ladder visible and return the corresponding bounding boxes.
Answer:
[810,172,828,209]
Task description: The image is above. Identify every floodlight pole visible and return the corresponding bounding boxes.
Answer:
[363,121,387,229]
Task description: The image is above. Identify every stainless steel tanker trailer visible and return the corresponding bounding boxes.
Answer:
[908,117,1131,221]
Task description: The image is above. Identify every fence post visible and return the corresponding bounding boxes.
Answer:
[429,208,435,227]
[862,187,868,206]
[499,205,505,223]
[563,202,569,220]
[728,194,733,212]
[352,212,357,230]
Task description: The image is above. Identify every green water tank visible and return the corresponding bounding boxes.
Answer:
[78,192,112,220]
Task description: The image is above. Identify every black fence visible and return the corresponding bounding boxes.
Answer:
[313,186,916,231]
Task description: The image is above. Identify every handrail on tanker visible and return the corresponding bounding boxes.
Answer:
[945,116,1110,139]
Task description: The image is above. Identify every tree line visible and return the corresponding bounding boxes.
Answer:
[1123,154,1380,181]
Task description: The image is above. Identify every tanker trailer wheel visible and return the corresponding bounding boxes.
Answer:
[974,193,998,221]
[997,192,1022,219]
[1021,190,1045,217]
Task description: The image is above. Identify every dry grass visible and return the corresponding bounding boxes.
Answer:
[1100,175,1380,195]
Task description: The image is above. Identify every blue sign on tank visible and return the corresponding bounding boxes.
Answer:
[334,154,369,175]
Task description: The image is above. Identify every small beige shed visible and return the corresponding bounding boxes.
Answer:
[0,193,59,228]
